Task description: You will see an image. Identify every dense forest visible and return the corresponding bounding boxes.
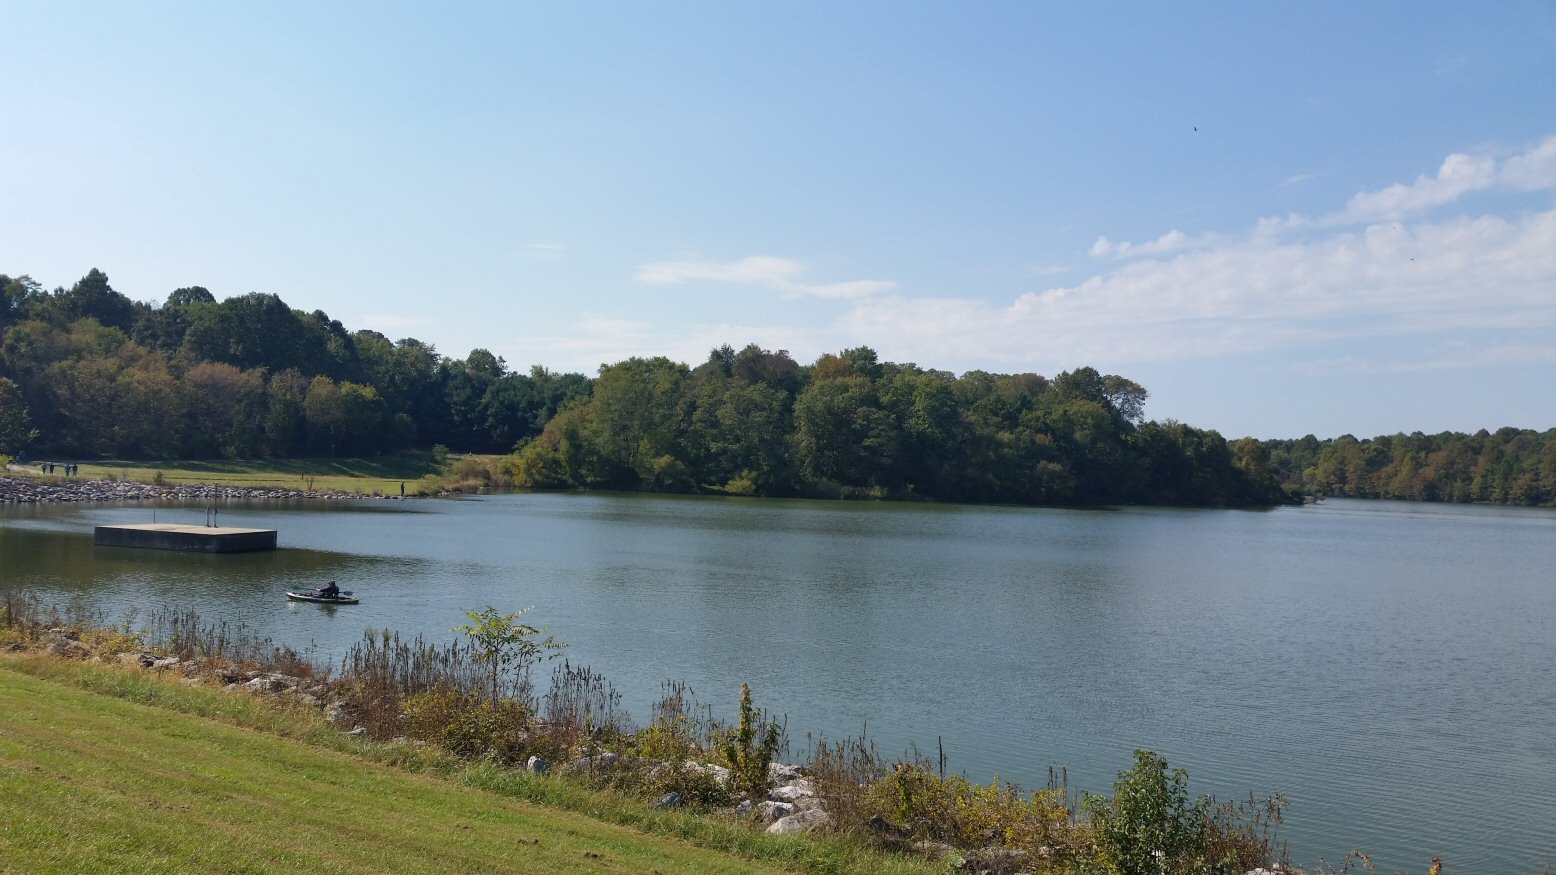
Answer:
[0,270,589,460]
[1265,429,1556,506]
[1,268,1548,508]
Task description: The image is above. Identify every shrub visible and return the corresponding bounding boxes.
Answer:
[400,688,532,763]
[1084,749,1282,875]
[640,760,733,808]
[719,683,782,799]
[722,470,759,496]
[869,760,1076,851]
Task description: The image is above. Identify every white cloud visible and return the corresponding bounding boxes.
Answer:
[1282,340,1556,378]
[1090,229,1217,260]
[635,255,895,299]
[505,316,656,374]
[1339,151,1498,222]
[841,207,1556,370]
[557,138,1556,380]
[504,315,839,375]
[1334,135,1556,223]
[1499,135,1556,192]
[521,242,566,260]
[797,279,898,299]
[1247,136,1556,235]
[636,255,803,286]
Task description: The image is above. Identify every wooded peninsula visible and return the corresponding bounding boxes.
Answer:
[3,269,1553,507]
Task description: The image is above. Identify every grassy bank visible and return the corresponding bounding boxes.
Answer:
[0,655,931,875]
[0,595,1301,875]
[6,452,504,496]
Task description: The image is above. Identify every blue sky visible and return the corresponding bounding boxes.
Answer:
[3,2,1554,438]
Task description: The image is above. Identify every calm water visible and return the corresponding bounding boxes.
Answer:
[2,494,1553,872]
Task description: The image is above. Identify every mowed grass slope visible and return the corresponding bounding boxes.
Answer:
[14,454,454,495]
[0,664,788,875]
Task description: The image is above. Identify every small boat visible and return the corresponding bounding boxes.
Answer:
[286,590,359,605]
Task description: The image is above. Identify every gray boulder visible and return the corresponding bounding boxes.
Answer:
[767,780,815,802]
[526,755,548,774]
[562,752,622,775]
[43,633,92,660]
[241,675,291,693]
[765,808,830,835]
[767,762,804,783]
[682,760,731,785]
[756,801,795,822]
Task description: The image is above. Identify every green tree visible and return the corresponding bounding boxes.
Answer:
[264,369,310,455]
[710,382,793,492]
[184,361,267,457]
[730,344,802,394]
[0,275,42,332]
[303,375,345,455]
[111,352,186,457]
[454,606,566,702]
[42,351,125,455]
[588,356,690,486]
[51,269,135,332]
[0,376,37,453]
[132,286,215,352]
[509,404,607,488]
[335,381,390,454]
[790,374,898,488]
[442,350,504,451]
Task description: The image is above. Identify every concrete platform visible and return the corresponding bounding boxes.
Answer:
[94,524,278,553]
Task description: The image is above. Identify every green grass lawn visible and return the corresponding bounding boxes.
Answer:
[0,658,938,875]
[12,453,457,496]
[0,661,791,875]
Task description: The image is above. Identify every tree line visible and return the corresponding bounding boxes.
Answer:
[1264,429,1556,507]
[505,345,1289,506]
[0,270,587,459]
[0,266,1311,507]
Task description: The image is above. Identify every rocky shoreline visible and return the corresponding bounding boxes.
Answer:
[0,473,389,504]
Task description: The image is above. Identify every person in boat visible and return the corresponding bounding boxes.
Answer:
[315,581,341,598]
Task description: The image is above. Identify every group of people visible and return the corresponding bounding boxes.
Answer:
[40,462,77,476]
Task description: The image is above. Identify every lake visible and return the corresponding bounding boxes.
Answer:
[2,493,1553,872]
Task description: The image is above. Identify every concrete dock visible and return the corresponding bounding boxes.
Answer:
[94,524,278,553]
